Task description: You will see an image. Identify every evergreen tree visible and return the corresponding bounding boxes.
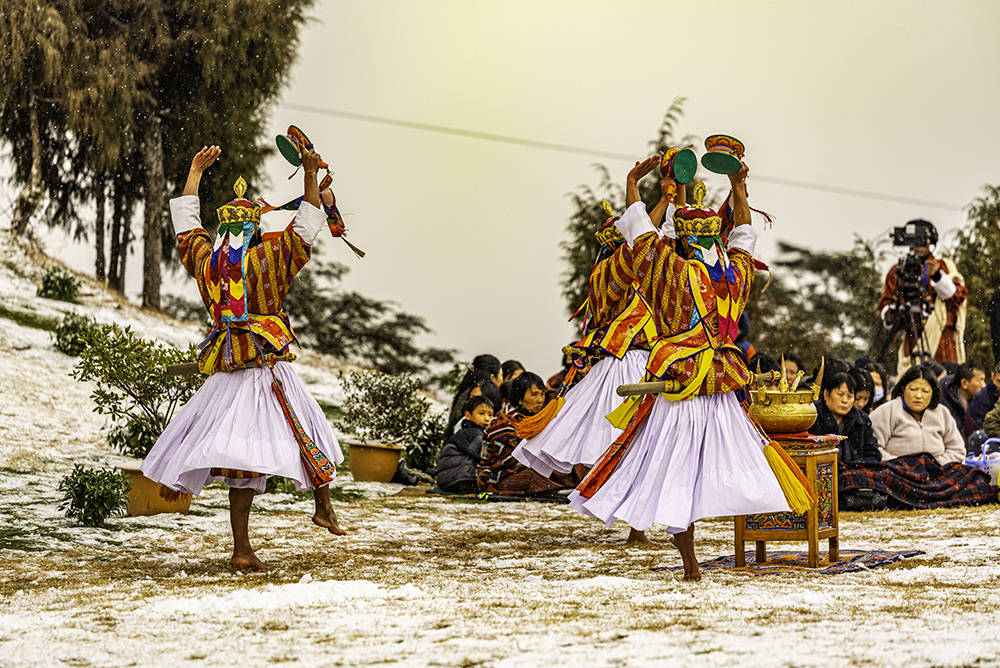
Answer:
[746,237,888,370]
[560,98,697,320]
[950,185,1000,368]
[283,257,456,377]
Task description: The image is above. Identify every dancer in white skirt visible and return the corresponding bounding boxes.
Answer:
[141,145,344,571]
[570,154,793,580]
[513,167,686,544]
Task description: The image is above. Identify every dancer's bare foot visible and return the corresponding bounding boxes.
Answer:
[312,510,346,536]
[673,526,702,582]
[230,551,269,572]
[312,485,346,535]
[626,528,655,546]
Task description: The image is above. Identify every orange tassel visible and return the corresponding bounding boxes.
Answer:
[514,396,565,439]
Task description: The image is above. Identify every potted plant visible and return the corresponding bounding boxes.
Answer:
[338,370,431,482]
[73,322,203,516]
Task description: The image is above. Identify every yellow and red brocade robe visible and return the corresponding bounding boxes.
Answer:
[600,201,757,399]
[171,195,325,374]
[571,250,658,360]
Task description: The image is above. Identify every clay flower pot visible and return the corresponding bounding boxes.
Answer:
[345,440,404,482]
[116,466,192,517]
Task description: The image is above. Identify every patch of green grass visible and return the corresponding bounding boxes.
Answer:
[0,303,59,332]
[328,486,366,502]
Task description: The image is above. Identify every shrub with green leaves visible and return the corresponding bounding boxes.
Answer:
[107,414,161,459]
[408,410,447,472]
[53,312,97,356]
[38,266,81,302]
[338,370,431,449]
[73,323,204,451]
[58,464,132,527]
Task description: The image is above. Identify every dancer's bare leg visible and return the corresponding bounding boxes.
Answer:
[626,527,655,545]
[673,524,701,581]
[311,485,346,535]
[229,487,268,571]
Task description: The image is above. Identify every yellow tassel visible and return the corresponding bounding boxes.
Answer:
[514,396,566,439]
[606,395,641,430]
[763,443,815,515]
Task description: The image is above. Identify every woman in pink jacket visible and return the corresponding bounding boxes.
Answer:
[870,365,966,465]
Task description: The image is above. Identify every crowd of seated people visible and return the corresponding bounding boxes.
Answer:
[752,349,998,511]
[433,348,996,508]
[435,353,589,497]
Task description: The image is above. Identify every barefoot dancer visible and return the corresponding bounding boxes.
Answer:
[513,163,686,545]
[570,156,792,580]
[142,146,345,572]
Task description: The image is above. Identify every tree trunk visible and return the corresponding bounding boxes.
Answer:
[12,98,44,235]
[141,112,165,310]
[108,178,123,293]
[94,178,106,282]
[118,201,131,293]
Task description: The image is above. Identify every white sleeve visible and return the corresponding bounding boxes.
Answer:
[292,200,327,244]
[169,196,202,235]
[932,272,957,300]
[726,225,757,255]
[657,203,678,239]
[614,201,657,247]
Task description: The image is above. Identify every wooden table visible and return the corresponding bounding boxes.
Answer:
[735,434,841,568]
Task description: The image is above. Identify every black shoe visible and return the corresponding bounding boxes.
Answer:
[840,489,885,511]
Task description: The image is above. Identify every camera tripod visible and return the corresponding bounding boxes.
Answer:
[876,296,934,368]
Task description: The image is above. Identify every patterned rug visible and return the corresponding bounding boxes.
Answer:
[651,549,924,576]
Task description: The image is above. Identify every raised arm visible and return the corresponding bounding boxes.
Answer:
[649,175,677,231]
[182,145,221,197]
[302,149,322,208]
[625,155,660,207]
[728,161,750,228]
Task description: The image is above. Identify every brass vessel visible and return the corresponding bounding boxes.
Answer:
[748,388,818,434]
[747,356,824,435]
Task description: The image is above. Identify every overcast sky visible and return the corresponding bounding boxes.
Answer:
[9,0,1000,375]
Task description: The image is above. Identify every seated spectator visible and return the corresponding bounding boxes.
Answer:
[436,397,495,494]
[477,373,579,496]
[809,370,883,510]
[838,365,995,510]
[969,361,1000,428]
[939,362,986,439]
[857,360,890,410]
[849,367,876,413]
[501,360,524,384]
[925,361,947,382]
[983,399,1000,440]
[446,355,503,435]
[782,353,806,383]
[809,372,880,464]
[873,365,966,464]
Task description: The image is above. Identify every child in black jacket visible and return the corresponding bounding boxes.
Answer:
[436,396,495,493]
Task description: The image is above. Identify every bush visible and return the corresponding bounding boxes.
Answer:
[53,312,97,356]
[58,464,131,527]
[408,411,446,472]
[337,370,431,449]
[107,414,161,459]
[38,266,80,302]
[73,323,204,451]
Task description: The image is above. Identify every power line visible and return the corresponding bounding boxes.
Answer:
[281,102,964,212]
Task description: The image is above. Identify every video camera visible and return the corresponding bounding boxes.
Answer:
[880,219,939,365]
[891,219,938,249]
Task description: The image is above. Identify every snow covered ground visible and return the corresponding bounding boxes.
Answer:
[2,234,1000,667]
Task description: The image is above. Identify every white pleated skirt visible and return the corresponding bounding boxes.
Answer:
[568,391,789,533]
[513,350,648,476]
[141,361,344,494]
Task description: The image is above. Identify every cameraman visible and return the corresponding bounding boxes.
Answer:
[878,219,967,376]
